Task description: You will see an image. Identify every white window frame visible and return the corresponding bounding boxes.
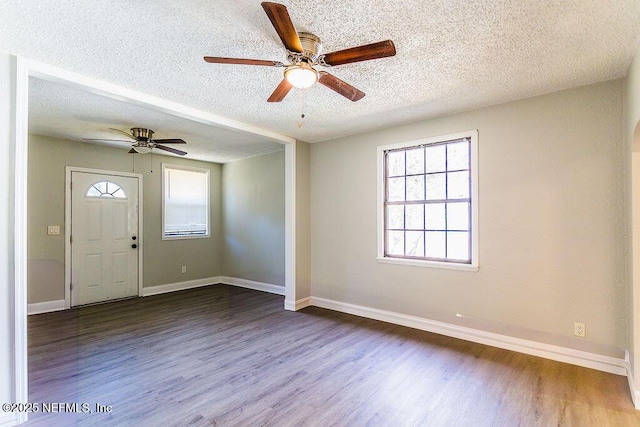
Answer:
[162,163,211,240]
[376,130,479,271]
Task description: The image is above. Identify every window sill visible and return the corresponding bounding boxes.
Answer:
[162,234,210,241]
[376,256,479,272]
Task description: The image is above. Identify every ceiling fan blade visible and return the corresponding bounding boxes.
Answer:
[153,138,187,144]
[204,56,284,67]
[108,127,136,139]
[154,144,187,156]
[322,40,396,66]
[267,79,293,102]
[261,2,303,53]
[318,72,365,102]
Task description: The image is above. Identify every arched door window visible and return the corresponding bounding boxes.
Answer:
[85,181,127,199]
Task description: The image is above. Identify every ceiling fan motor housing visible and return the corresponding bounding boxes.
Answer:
[291,32,322,63]
[131,127,154,141]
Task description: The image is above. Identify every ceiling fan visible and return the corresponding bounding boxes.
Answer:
[203,2,396,102]
[84,127,188,156]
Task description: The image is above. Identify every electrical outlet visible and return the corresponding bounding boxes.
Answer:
[181,266,187,274]
[574,322,586,338]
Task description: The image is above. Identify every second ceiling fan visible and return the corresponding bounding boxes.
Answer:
[203,2,396,102]
[84,127,188,156]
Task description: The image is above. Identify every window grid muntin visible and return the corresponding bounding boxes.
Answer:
[85,181,127,199]
[384,137,472,263]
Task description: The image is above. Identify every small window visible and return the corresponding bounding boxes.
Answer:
[85,181,127,199]
[377,130,478,270]
[162,164,210,239]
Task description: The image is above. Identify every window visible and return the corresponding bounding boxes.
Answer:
[162,164,210,239]
[377,130,478,270]
[85,181,127,199]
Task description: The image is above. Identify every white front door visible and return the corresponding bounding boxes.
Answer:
[71,171,140,306]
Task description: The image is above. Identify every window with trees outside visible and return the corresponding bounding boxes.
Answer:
[377,130,478,270]
[162,163,210,239]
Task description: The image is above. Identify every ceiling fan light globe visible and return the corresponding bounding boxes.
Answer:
[133,146,152,154]
[284,63,318,89]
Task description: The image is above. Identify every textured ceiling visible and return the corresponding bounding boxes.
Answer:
[28,77,285,163]
[2,0,640,155]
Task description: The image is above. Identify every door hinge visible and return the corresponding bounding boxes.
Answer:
[70,235,73,243]
[70,282,73,290]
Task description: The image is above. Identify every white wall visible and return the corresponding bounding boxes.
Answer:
[0,51,18,425]
[311,80,626,356]
[295,141,311,300]
[626,40,640,400]
[222,150,285,286]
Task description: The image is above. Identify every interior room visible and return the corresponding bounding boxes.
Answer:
[2,1,640,425]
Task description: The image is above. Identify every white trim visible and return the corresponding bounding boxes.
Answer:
[65,167,144,308]
[27,277,284,311]
[0,412,18,427]
[626,356,640,409]
[27,300,66,315]
[161,163,211,240]
[14,55,30,424]
[376,256,479,272]
[310,296,627,376]
[633,385,640,410]
[220,277,285,295]
[376,146,385,261]
[140,276,222,297]
[376,130,479,270]
[64,168,71,308]
[284,142,296,309]
[285,296,312,311]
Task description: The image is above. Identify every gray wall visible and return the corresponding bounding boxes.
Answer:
[28,135,223,303]
[311,80,626,356]
[222,150,285,286]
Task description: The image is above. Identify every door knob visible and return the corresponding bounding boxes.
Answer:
[131,244,138,249]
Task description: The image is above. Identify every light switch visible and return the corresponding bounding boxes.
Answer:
[47,225,60,235]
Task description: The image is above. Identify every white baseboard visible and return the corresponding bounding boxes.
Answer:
[30,276,281,310]
[141,276,222,297]
[626,357,640,409]
[285,297,311,311]
[21,282,638,407]
[27,299,66,315]
[220,276,285,296]
[310,297,628,377]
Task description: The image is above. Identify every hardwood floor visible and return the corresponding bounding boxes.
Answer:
[25,285,640,426]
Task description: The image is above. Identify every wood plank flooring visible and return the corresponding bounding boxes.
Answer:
[25,285,640,426]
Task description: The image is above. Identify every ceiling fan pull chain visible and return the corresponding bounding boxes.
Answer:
[298,89,306,128]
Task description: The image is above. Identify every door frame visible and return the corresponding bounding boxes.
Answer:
[65,166,144,309]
